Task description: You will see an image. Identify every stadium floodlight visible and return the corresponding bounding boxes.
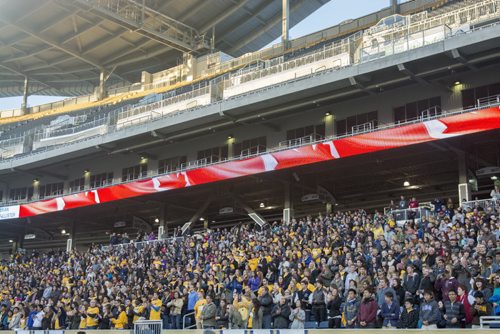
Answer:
[403,181,410,187]
[154,218,160,223]
[61,229,66,235]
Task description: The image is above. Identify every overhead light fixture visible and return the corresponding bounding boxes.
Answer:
[227,135,233,140]
[154,218,160,223]
[83,169,90,174]
[259,202,265,208]
[468,179,475,183]
[403,181,410,187]
[199,217,205,221]
[61,229,66,235]
[491,176,498,180]
[140,157,148,164]
[454,81,461,85]
[33,178,39,183]
[325,112,331,116]
[8,240,13,243]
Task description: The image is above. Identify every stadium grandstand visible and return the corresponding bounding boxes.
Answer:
[0,0,499,332]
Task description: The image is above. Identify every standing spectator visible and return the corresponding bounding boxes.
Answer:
[343,289,359,328]
[200,295,217,329]
[380,292,400,328]
[326,287,342,328]
[399,195,408,209]
[194,291,206,329]
[215,299,229,329]
[399,298,419,328]
[439,290,465,328]
[228,305,243,329]
[457,285,473,326]
[435,270,459,301]
[271,297,291,329]
[403,265,421,296]
[471,292,492,328]
[376,278,396,307]
[258,287,273,329]
[289,300,305,329]
[8,307,21,330]
[357,288,378,328]
[419,290,440,329]
[250,299,263,329]
[311,281,326,324]
[149,293,162,321]
[166,292,183,329]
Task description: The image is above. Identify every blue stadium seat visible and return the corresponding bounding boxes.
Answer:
[318,321,330,329]
[305,321,318,329]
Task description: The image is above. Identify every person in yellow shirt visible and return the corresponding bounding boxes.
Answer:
[149,293,162,320]
[133,299,145,323]
[111,305,128,329]
[86,299,101,329]
[194,291,206,329]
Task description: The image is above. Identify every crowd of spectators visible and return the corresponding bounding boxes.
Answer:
[0,196,498,330]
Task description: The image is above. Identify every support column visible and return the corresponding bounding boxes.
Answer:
[97,70,108,100]
[325,113,335,138]
[68,220,77,252]
[32,179,40,200]
[158,204,167,239]
[391,0,399,14]
[282,0,289,47]
[227,136,234,159]
[457,152,471,203]
[283,182,293,223]
[84,170,91,190]
[21,76,29,114]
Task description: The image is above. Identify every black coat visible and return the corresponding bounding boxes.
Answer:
[272,303,291,329]
[399,308,419,328]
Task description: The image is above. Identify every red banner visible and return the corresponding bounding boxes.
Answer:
[3,107,499,220]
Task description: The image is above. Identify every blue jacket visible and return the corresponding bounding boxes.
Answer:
[380,301,400,327]
[187,291,199,311]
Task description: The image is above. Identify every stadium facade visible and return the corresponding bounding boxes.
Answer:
[0,0,500,251]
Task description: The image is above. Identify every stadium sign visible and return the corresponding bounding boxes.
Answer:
[0,107,499,221]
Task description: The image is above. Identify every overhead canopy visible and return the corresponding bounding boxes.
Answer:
[0,0,329,97]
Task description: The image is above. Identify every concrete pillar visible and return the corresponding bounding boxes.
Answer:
[21,76,29,113]
[158,204,167,239]
[227,136,234,159]
[325,113,335,138]
[141,71,153,90]
[391,0,399,14]
[32,179,40,200]
[326,203,333,214]
[84,170,91,190]
[282,0,289,46]
[70,220,77,251]
[457,152,471,202]
[97,70,108,100]
[283,182,293,223]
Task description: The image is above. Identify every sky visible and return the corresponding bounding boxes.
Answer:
[0,0,390,110]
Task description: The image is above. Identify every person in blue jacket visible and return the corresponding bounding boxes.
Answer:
[380,292,400,328]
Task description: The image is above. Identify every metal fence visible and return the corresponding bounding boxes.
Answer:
[134,320,162,334]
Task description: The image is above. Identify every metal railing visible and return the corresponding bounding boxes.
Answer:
[389,206,433,224]
[182,311,196,329]
[480,316,500,328]
[134,320,163,334]
[278,134,324,149]
[2,96,499,206]
[460,197,499,210]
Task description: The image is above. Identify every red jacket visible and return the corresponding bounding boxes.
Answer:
[357,298,378,326]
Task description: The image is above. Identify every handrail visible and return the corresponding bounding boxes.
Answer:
[182,311,196,329]
[480,315,500,328]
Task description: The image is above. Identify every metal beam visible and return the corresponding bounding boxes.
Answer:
[72,0,207,53]
[0,63,61,93]
[450,48,478,70]
[348,77,376,96]
[397,63,452,93]
[199,0,249,33]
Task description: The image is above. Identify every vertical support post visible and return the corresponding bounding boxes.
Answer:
[282,0,289,47]
[325,113,335,138]
[158,204,167,239]
[227,136,234,159]
[457,152,471,202]
[211,26,216,52]
[97,69,108,100]
[21,76,29,113]
[84,170,91,190]
[391,0,399,14]
[283,182,293,223]
[70,220,77,251]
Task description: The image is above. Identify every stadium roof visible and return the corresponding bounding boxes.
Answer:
[0,0,329,97]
